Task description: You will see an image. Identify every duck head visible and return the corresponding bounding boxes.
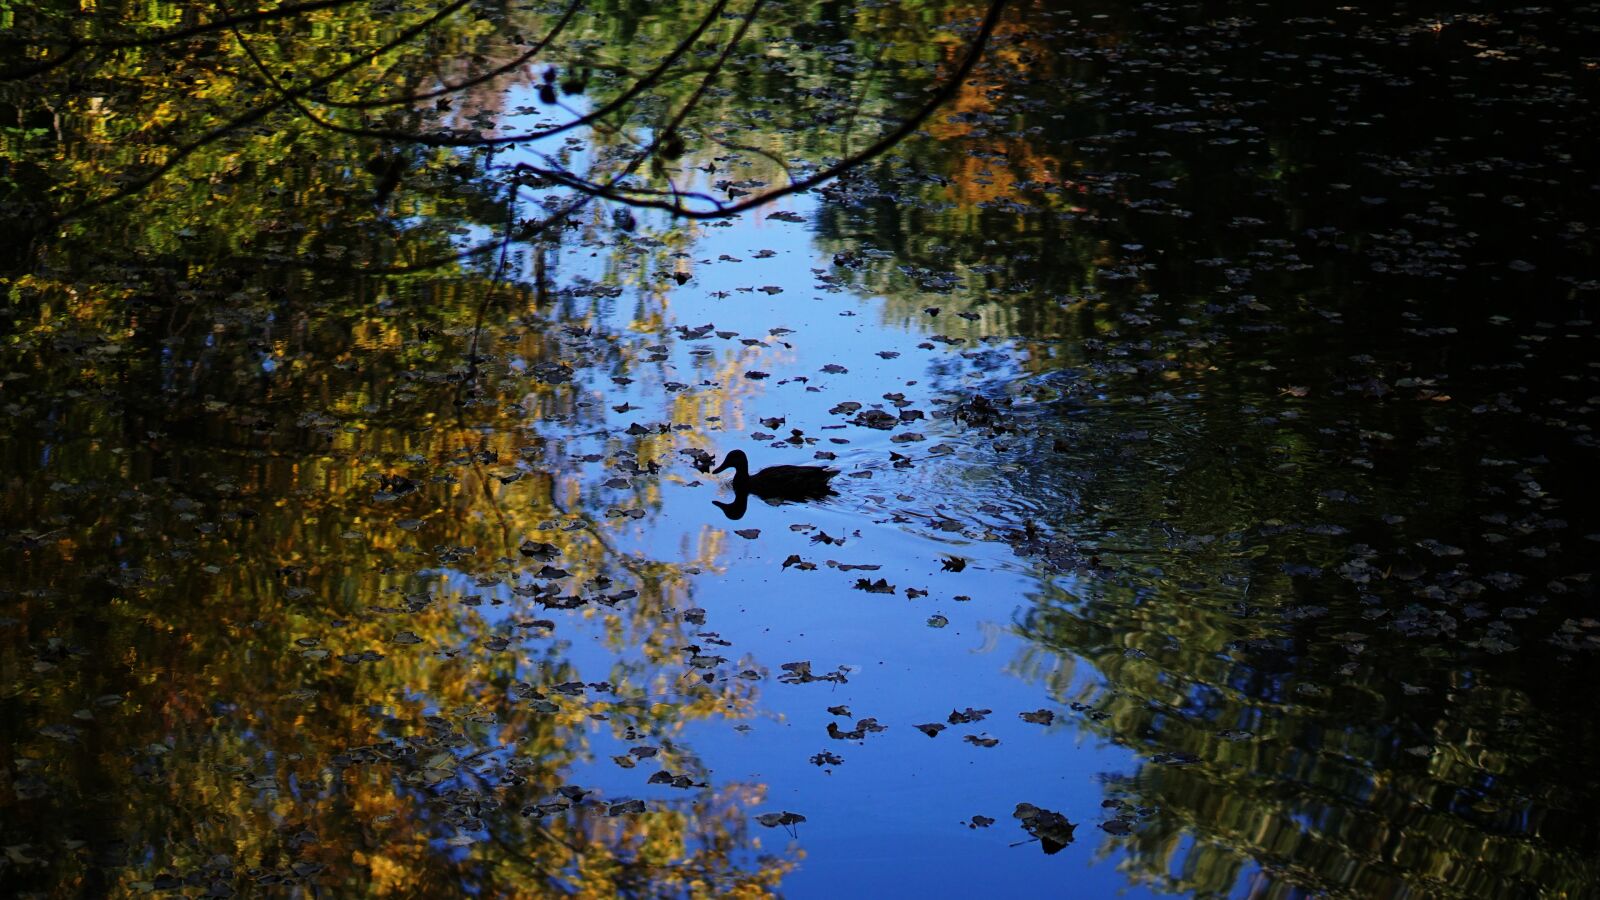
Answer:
[712,449,750,479]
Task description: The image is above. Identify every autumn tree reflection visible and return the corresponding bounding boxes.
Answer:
[4,0,1003,888]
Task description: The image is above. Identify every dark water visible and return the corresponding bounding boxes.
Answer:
[3,0,1598,896]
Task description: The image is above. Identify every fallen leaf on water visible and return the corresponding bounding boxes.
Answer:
[756,810,806,827]
[827,718,886,741]
[1014,803,1076,854]
[519,540,559,560]
[779,661,849,685]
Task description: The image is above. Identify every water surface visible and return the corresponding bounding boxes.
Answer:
[2,0,1598,896]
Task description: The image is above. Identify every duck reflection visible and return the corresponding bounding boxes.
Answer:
[712,491,752,520]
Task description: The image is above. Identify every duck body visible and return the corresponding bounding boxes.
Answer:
[713,449,838,501]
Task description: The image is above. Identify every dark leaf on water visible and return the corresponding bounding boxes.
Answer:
[608,799,646,816]
[827,718,886,741]
[851,409,898,430]
[756,810,806,827]
[648,771,697,788]
[1014,803,1077,854]
[779,661,849,684]
[519,540,559,561]
[948,707,991,725]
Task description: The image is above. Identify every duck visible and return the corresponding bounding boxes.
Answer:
[712,449,838,502]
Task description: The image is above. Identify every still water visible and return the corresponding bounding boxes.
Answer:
[2,0,1597,896]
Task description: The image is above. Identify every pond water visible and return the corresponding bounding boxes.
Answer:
[3,0,1598,896]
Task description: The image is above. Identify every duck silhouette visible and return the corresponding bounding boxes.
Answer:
[711,450,838,520]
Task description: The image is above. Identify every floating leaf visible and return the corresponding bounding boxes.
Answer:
[1014,803,1077,854]
[518,540,559,560]
[756,810,807,827]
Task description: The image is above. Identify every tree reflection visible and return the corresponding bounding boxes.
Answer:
[0,245,795,891]
[9,0,1600,895]
[803,0,1600,896]
[0,0,942,890]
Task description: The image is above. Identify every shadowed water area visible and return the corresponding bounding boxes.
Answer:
[2,0,1598,896]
